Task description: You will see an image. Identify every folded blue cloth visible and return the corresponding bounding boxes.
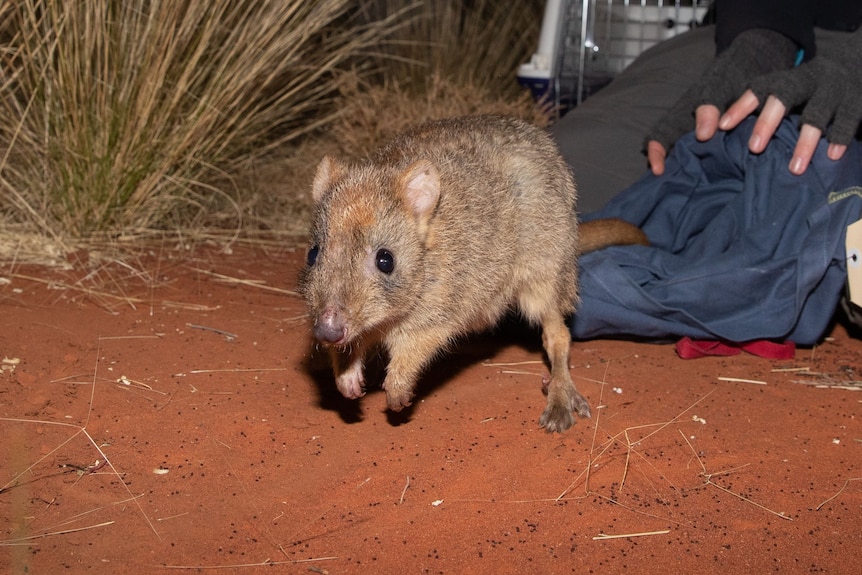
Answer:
[572,116,862,345]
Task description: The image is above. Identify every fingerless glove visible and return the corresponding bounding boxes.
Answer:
[749,27,862,145]
[645,28,798,153]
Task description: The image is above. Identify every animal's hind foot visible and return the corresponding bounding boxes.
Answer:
[539,384,590,433]
[539,403,576,433]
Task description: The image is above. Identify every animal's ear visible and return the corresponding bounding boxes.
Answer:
[398,160,440,226]
[312,155,343,203]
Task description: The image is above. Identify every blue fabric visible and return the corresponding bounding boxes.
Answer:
[572,117,862,345]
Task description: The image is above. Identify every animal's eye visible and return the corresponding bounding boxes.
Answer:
[307,245,320,266]
[376,249,395,274]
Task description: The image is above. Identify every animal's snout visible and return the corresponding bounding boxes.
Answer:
[313,307,348,344]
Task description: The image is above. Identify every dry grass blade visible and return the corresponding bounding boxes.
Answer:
[679,431,792,521]
[816,477,862,511]
[158,556,340,570]
[593,529,670,541]
[0,521,116,545]
[187,267,301,296]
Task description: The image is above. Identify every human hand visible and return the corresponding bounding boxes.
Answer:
[645,28,797,175]
[719,91,841,175]
[718,28,862,175]
[647,104,722,175]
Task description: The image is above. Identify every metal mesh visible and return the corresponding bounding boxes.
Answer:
[519,1,711,110]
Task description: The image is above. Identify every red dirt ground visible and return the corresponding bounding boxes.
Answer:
[1,245,861,574]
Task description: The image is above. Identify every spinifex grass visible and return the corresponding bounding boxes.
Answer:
[251,0,547,225]
[0,1,392,239]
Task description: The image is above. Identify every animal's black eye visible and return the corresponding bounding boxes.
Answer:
[307,245,319,266]
[376,249,395,274]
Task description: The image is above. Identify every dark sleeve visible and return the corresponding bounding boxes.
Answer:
[714,0,817,57]
[814,1,862,33]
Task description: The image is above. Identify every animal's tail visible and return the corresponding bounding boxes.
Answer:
[579,218,649,254]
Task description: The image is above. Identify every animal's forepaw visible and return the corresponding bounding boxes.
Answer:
[385,387,414,412]
[336,371,366,399]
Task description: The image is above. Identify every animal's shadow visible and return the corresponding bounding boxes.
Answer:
[304,314,547,426]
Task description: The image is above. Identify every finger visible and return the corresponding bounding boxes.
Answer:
[789,123,822,175]
[719,90,760,131]
[827,142,848,161]
[748,95,787,153]
[647,140,667,176]
[695,105,720,141]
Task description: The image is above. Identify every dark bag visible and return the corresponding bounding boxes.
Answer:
[572,117,862,345]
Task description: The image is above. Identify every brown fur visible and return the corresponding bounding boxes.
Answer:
[299,115,646,432]
[579,218,648,253]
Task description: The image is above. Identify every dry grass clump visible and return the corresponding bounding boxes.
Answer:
[0,0,395,244]
[236,0,549,236]
[0,0,547,256]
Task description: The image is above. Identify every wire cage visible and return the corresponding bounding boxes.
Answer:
[518,0,712,111]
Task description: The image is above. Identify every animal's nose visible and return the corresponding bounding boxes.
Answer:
[313,307,347,344]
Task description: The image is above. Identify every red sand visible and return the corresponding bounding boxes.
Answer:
[1,246,860,574]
